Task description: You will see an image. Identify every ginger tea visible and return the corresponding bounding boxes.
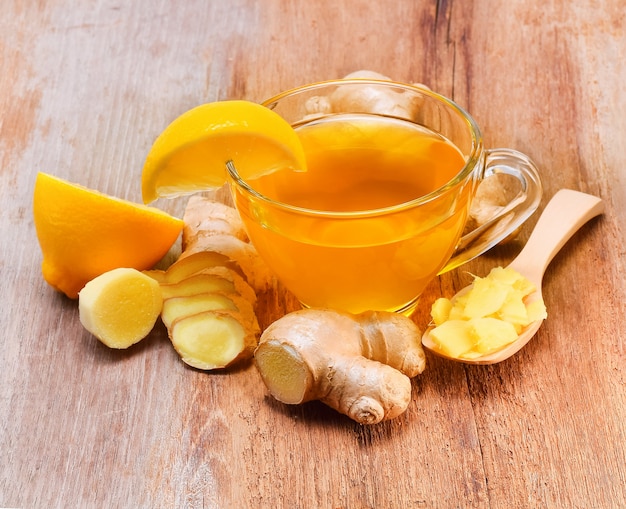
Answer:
[235,113,471,313]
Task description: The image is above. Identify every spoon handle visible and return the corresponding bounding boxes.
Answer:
[508,189,604,285]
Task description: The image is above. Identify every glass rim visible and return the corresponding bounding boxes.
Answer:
[227,79,484,219]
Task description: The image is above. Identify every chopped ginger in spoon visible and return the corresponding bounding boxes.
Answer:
[429,267,547,359]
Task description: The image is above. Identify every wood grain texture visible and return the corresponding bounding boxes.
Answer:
[1,1,625,508]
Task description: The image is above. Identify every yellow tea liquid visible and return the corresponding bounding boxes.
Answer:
[236,114,471,313]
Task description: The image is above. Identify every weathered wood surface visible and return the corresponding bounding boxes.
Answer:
[2,1,625,508]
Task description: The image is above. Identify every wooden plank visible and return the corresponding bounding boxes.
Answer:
[1,0,625,507]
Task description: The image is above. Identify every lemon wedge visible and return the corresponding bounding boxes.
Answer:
[141,100,306,203]
[33,172,183,299]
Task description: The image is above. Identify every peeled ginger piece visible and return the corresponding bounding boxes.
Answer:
[79,267,163,349]
[427,320,475,358]
[429,266,547,359]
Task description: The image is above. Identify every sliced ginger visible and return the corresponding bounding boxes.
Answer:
[159,272,238,300]
[161,293,238,329]
[148,197,267,370]
[254,308,426,425]
[78,268,163,349]
[162,292,259,333]
[170,310,257,370]
[184,266,256,305]
[142,269,169,284]
[162,250,245,284]
[157,269,260,369]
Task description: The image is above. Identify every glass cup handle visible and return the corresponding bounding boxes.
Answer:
[440,147,543,274]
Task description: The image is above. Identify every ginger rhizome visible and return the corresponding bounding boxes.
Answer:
[304,70,430,121]
[145,196,268,370]
[78,267,163,349]
[254,308,426,425]
[179,195,274,292]
[463,172,525,243]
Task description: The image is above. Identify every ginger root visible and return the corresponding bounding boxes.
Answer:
[182,194,249,242]
[145,196,266,370]
[464,173,525,243]
[305,70,430,120]
[180,196,274,292]
[79,267,163,349]
[254,308,426,425]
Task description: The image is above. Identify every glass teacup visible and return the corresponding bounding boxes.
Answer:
[227,79,542,314]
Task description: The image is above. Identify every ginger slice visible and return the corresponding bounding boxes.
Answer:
[206,290,260,333]
[180,233,273,292]
[159,272,237,300]
[162,249,256,303]
[170,310,258,370]
[165,250,245,284]
[162,292,260,334]
[79,268,163,349]
[161,292,238,329]
[142,269,168,283]
[193,266,257,306]
[160,266,256,305]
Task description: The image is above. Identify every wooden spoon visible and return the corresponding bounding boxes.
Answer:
[421,189,604,364]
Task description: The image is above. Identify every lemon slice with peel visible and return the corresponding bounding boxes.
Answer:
[33,172,183,299]
[141,100,306,203]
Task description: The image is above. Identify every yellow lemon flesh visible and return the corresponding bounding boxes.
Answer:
[33,172,183,299]
[141,100,307,203]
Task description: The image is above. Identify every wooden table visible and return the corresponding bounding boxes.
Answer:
[2,1,625,507]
